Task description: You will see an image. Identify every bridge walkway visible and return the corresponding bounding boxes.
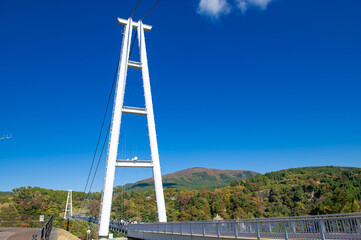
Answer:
[127,213,361,240]
[72,212,361,240]
[0,227,40,240]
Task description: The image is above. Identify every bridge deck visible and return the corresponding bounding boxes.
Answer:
[128,231,269,240]
[128,230,361,240]
[72,213,361,240]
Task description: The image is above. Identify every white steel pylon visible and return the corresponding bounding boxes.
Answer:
[98,18,167,237]
[64,190,73,219]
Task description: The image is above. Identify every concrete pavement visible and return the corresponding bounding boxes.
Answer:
[0,227,39,240]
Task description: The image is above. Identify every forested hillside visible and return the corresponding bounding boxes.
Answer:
[230,166,361,217]
[0,166,360,239]
[111,166,361,221]
[0,191,13,197]
[0,187,101,239]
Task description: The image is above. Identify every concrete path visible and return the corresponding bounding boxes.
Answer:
[50,228,58,240]
[0,227,39,240]
[0,231,14,240]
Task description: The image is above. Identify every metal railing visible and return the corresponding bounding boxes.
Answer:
[128,213,361,239]
[32,215,53,240]
[70,215,99,224]
[70,215,128,233]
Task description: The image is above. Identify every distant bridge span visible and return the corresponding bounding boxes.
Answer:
[72,212,361,240]
[69,216,128,233]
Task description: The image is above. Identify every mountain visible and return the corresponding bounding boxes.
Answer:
[123,167,260,191]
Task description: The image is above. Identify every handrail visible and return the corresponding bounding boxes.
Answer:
[71,212,361,239]
[128,213,361,240]
[135,212,361,224]
[32,215,53,240]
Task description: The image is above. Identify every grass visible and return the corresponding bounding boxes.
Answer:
[57,229,81,240]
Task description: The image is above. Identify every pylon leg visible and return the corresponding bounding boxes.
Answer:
[99,18,133,237]
[138,21,167,222]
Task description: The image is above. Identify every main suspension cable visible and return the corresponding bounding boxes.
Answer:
[140,0,162,20]
[88,123,111,193]
[82,57,119,197]
[130,0,143,18]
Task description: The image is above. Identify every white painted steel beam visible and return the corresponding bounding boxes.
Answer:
[117,18,152,32]
[138,21,167,223]
[128,60,142,70]
[122,106,147,115]
[116,160,153,168]
[99,18,133,237]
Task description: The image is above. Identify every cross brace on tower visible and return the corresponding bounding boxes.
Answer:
[98,18,167,237]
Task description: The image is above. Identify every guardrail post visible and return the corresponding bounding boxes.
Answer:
[357,219,361,234]
[319,220,326,240]
[217,223,221,237]
[180,223,182,235]
[292,221,296,234]
[283,222,289,240]
[202,223,206,236]
[256,222,261,240]
[268,222,272,233]
[190,223,193,236]
[300,221,305,234]
[234,222,238,239]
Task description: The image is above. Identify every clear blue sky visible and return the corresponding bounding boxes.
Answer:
[1,0,360,192]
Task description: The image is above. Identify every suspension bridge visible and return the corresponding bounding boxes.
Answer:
[64,2,361,240]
